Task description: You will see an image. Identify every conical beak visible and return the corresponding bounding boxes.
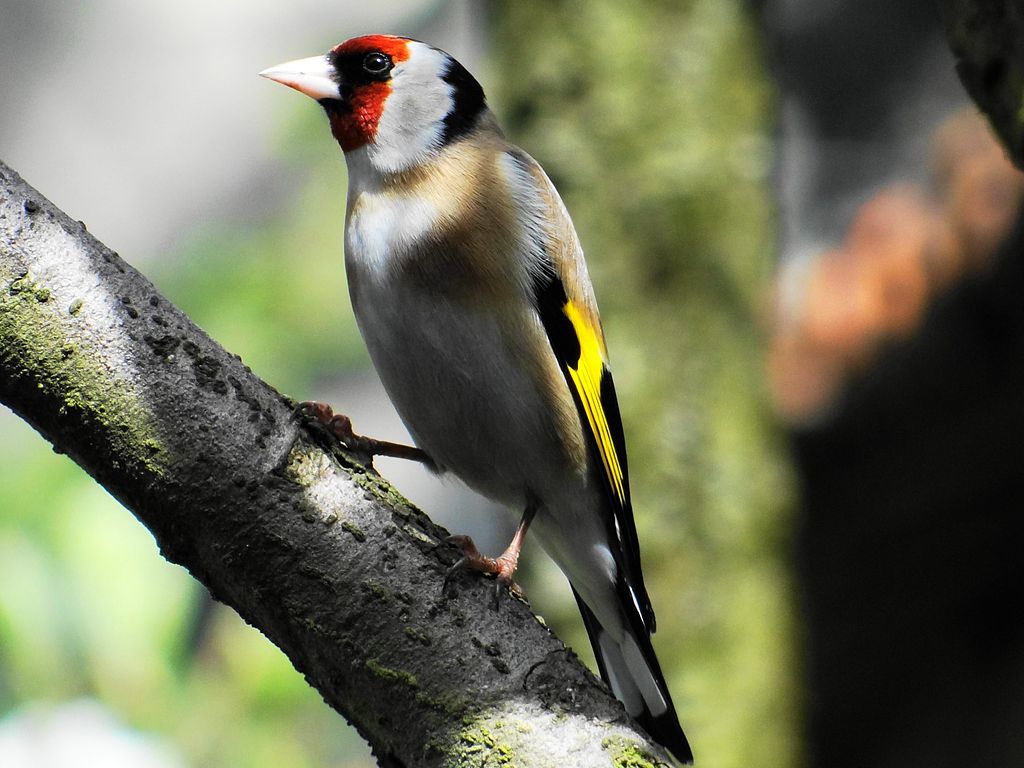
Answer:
[259,55,339,101]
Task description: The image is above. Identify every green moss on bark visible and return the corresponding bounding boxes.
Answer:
[450,721,516,766]
[365,658,418,688]
[0,269,166,478]
[601,737,669,768]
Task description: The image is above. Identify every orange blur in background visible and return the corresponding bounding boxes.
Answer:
[768,110,1024,423]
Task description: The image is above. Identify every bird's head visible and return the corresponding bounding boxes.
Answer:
[260,35,488,174]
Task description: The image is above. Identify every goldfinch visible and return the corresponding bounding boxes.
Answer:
[261,35,693,763]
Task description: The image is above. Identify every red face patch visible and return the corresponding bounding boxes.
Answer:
[333,34,412,61]
[327,35,412,153]
[327,81,390,152]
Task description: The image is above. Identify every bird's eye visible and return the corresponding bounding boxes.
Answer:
[362,52,392,76]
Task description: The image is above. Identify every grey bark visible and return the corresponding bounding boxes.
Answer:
[0,159,673,768]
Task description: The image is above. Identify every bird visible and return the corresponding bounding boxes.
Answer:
[260,34,693,764]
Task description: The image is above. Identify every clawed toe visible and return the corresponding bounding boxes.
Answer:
[442,553,472,595]
[443,534,525,605]
[297,400,435,468]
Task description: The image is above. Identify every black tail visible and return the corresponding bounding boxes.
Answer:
[573,590,693,764]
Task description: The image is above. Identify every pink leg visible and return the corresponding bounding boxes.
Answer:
[447,505,536,600]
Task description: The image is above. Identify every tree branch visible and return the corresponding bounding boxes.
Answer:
[0,160,672,767]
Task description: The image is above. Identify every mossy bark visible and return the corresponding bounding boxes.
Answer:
[0,161,671,766]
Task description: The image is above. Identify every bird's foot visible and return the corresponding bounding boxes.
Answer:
[444,534,525,606]
[298,401,434,468]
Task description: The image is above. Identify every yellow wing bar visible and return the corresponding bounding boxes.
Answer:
[562,300,626,506]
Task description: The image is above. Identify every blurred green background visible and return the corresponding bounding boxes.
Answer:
[0,1,797,766]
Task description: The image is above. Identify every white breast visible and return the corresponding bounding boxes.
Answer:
[344,158,443,281]
[346,193,440,280]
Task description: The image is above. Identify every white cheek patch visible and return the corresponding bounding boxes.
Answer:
[371,42,454,173]
[346,192,440,279]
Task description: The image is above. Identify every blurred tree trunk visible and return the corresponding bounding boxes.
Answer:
[794,214,1024,768]
[767,2,1024,766]
[489,3,798,767]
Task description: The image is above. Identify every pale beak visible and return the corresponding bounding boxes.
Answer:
[259,55,339,101]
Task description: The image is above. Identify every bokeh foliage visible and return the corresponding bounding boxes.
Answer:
[0,72,376,768]
[1,2,796,766]
[489,2,797,766]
